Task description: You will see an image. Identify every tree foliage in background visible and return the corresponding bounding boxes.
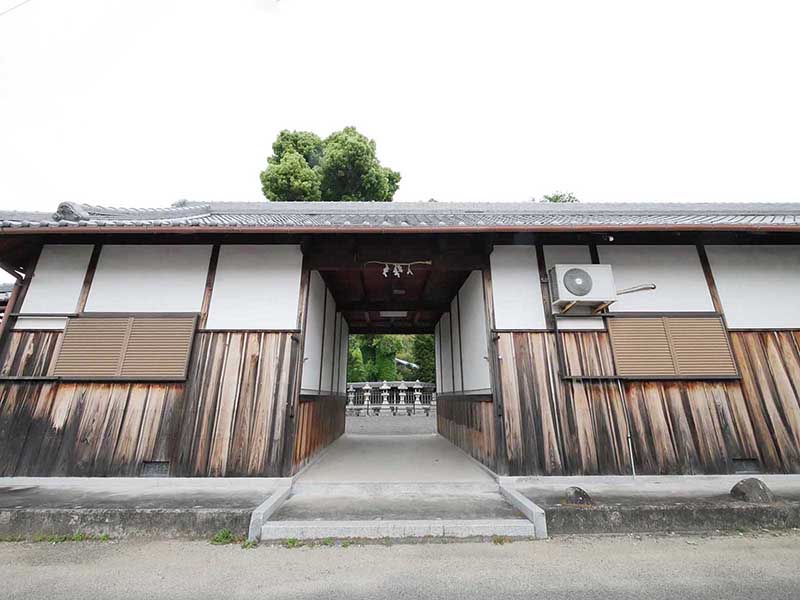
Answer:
[260,127,400,202]
[412,335,436,384]
[540,191,579,203]
[346,334,435,384]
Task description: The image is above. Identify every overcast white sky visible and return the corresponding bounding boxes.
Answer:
[1,0,799,212]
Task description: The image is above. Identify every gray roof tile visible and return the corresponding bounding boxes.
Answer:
[0,201,798,232]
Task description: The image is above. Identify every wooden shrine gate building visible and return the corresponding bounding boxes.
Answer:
[0,201,799,478]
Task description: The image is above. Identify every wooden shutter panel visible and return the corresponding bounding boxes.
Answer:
[666,317,737,376]
[52,317,130,377]
[609,316,737,378]
[120,317,196,378]
[52,316,196,379]
[608,318,677,377]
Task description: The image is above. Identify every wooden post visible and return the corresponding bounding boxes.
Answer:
[482,259,510,476]
[198,245,220,328]
[75,244,102,313]
[535,244,553,330]
[281,257,311,476]
[0,246,41,363]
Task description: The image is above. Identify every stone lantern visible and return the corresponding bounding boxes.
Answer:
[362,382,372,416]
[413,380,423,415]
[398,381,410,415]
[347,384,357,416]
[380,381,390,415]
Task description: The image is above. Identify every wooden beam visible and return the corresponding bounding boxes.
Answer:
[481,260,509,476]
[75,244,102,314]
[281,256,312,476]
[305,250,488,271]
[199,245,220,328]
[535,244,553,329]
[339,301,449,312]
[697,245,724,316]
[589,244,600,264]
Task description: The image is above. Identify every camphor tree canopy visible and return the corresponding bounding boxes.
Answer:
[260,127,400,202]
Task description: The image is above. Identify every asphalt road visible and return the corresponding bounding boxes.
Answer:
[2,532,799,599]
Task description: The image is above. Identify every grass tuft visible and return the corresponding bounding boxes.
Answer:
[29,532,110,544]
[282,537,302,549]
[492,535,511,546]
[210,529,245,545]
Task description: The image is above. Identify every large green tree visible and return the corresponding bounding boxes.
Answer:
[260,127,400,202]
[346,334,436,384]
[412,334,436,384]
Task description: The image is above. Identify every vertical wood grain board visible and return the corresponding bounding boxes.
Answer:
[498,331,800,475]
[0,330,62,377]
[292,394,346,473]
[0,331,296,476]
[436,394,496,470]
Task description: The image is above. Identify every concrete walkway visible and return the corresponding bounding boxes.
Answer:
[0,478,286,538]
[297,433,492,483]
[511,474,800,506]
[4,534,800,599]
[345,414,437,436]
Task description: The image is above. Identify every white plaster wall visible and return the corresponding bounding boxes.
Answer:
[320,289,337,392]
[438,312,454,393]
[450,296,463,392]
[85,245,211,313]
[205,245,301,330]
[458,271,491,393]
[301,271,326,394]
[15,244,93,330]
[544,245,592,270]
[599,245,714,313]
[544,245,604,331]
[490,245,546,330]
[706,245,800,329]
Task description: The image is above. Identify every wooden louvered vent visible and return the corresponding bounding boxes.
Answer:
[52,316,196,380]
[608,316,737,378]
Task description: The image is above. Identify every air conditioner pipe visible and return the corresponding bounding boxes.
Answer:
[616,283,656,296]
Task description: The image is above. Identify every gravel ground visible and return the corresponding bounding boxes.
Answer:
[1,532,799,599]
[345,413,437,435]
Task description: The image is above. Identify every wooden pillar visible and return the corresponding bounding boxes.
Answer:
[281,256,312,476]
[0,246,41,362]
[198,245,220,328]
[75,244,102,313]
[482,257,510,476]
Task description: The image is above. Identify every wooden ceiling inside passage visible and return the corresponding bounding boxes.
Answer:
[308,234,488,334]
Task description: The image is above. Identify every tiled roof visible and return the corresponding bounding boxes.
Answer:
[0,200,798,232]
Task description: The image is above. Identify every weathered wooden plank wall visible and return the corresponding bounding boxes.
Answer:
[498,330,800,475]
[0,330,62,377]
[176,331,295,476]
[0,330,296,477]
[436,394,496,470]
[2,329,799,477]
[292,394,346,473]
[729,331,800,472]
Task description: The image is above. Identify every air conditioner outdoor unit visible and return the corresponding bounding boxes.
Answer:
[548,264,617,313]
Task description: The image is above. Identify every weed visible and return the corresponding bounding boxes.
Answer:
[210,529,244,545]
[492,535,511,545]
[30,532,106,544]
[341,540,352,548]
[321,537,334,547]
[282,537,302,549]
[0,535,25,543]
[241,539,258,550]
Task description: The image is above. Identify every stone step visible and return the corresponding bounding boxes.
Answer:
[260,518,537,540]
